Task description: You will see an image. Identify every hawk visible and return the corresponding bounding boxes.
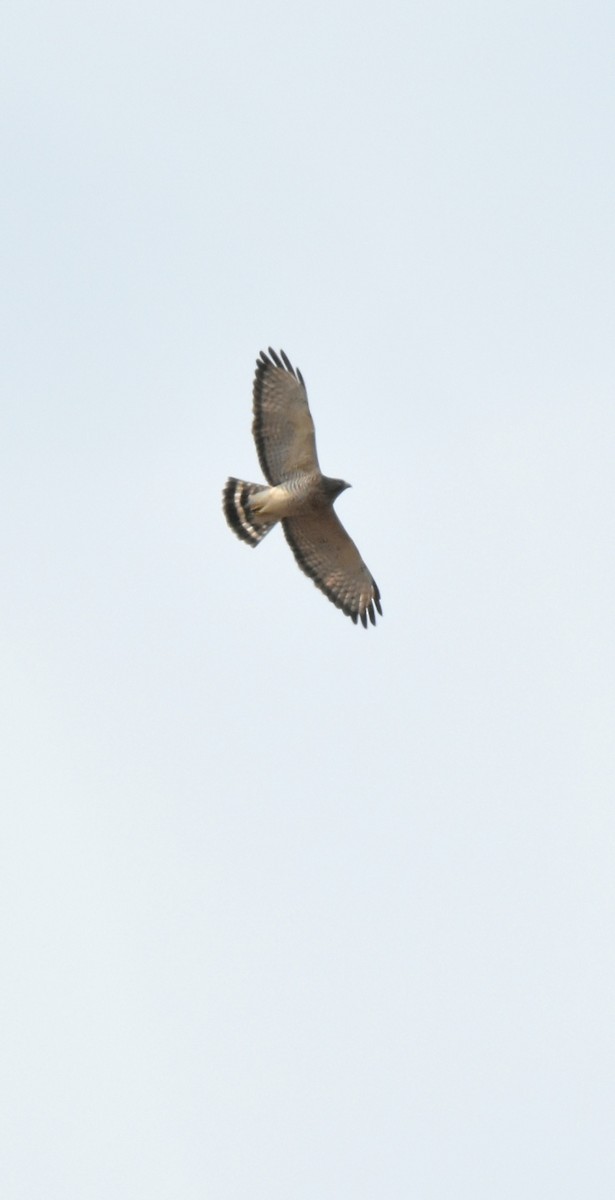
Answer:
[223,348,382,627]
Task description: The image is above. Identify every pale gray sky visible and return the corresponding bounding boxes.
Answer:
[2,1,614,1196]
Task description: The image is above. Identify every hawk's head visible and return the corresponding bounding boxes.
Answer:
[324,477,351,502]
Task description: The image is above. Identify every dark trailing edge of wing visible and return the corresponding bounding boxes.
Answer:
[283,520,382,629]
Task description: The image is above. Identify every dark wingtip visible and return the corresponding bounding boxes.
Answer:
[257,348,304,391]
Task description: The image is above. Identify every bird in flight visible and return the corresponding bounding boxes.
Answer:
[223,348,382,627]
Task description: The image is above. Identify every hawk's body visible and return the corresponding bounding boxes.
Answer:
[223,349,382,628]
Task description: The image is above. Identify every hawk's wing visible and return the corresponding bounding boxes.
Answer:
[253,349,320,485]
[283,509,382,627]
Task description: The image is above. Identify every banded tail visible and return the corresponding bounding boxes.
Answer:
[222,477,277,546]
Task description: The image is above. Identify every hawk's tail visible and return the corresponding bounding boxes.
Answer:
[223,478,277,546]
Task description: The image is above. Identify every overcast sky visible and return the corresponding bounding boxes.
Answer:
[2,1,615,1196]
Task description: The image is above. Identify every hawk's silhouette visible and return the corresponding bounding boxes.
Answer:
[223,349,382,628]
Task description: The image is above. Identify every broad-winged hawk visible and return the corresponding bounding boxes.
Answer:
[223,348,382,627]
